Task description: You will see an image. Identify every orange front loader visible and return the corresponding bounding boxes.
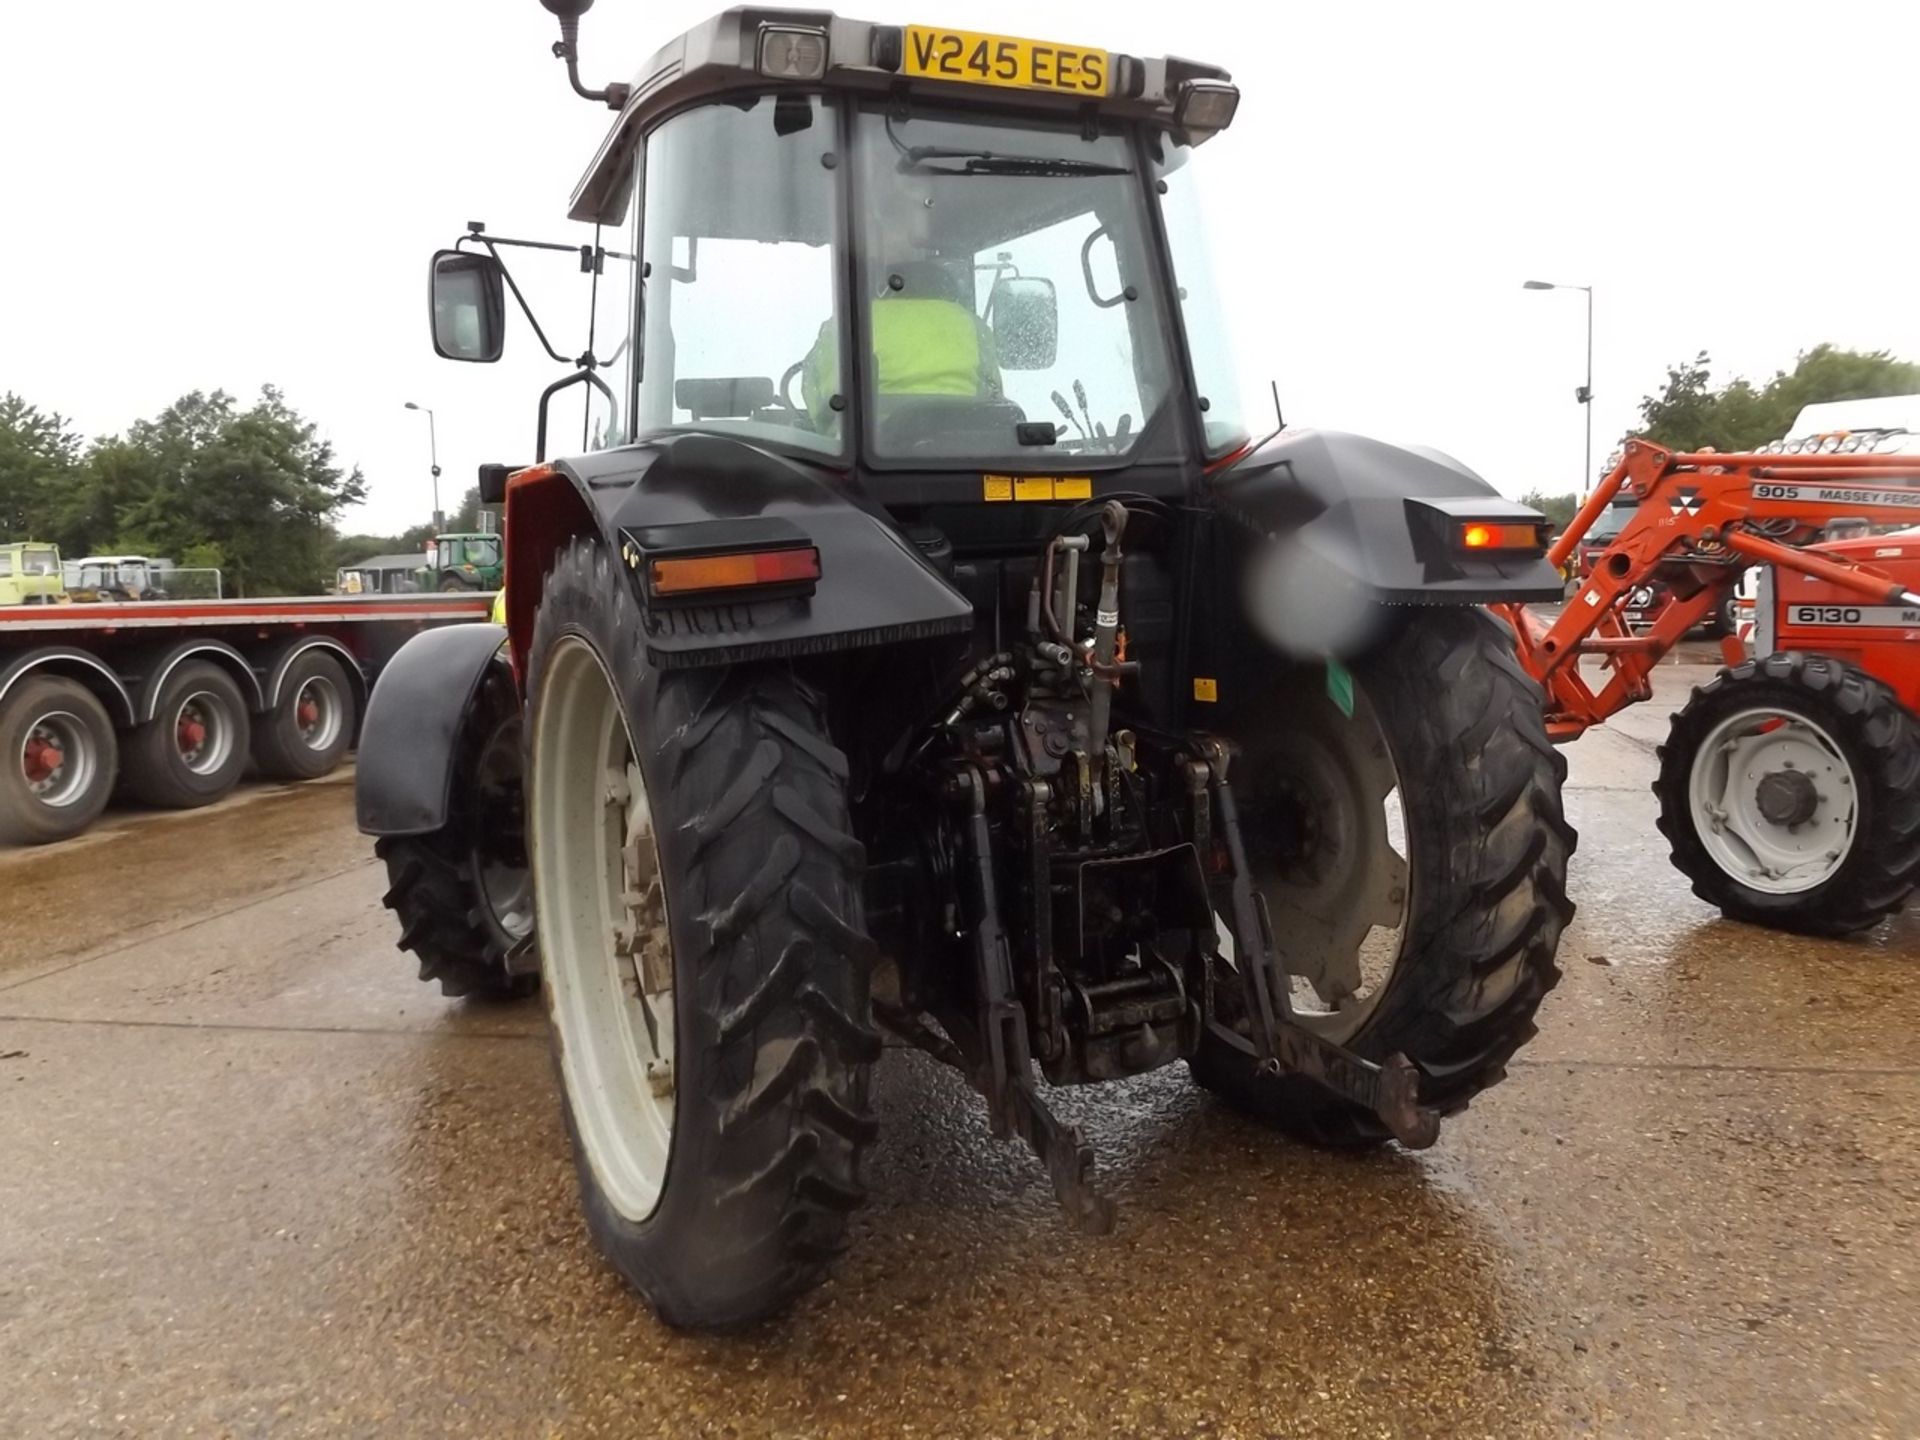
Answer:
[1495,439,1920,937]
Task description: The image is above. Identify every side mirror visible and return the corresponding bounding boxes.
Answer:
[429,250,506,363]
[988,277,1058,371]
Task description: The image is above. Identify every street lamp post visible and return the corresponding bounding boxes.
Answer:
[403,401,444,532]
[1522,280,1594,496]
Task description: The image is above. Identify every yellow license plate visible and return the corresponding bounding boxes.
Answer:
[903,26,1110,97]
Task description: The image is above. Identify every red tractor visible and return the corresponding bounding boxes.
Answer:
[1500,439,1920,937]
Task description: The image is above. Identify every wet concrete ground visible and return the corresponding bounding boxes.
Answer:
[3,650,1918,1438]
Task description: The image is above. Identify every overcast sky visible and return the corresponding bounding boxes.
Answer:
[5,0,1918,536]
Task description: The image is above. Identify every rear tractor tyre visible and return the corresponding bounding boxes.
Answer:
[1191,606,1576,1146]
[376,661,537,999]
[0,676,118,845]
[527,538,877,1330]
[122,660,250,809]
[1654,652,1920,936]
[252,651,357,781]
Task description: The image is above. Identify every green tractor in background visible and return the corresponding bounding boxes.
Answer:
[417,531,505,592]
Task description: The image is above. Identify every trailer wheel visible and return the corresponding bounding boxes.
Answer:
[377,663,537,1000]
[1191,607,1575,1145]
[252,651,357,781]
[1655,653,1920,936]
[527,538,875,1330]
[122,660,251,809]
[0,676,118,845]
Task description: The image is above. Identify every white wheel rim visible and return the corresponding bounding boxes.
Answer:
[21,711,95,807]
[173,690,234,775]
[1232,685,1410,1045]
[293,676,344,752]
[471,711,533,942]
[1687,706,1858,894]
[530,635,675,1223]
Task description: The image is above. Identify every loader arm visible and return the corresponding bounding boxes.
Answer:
[1499,439,1920,742]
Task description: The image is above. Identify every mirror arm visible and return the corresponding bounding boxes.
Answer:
[595,332,632,370]
[459,235,571,365]
[456,228,633,367]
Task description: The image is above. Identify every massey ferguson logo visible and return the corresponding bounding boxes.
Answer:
[1753,482,1920,509]
[1668,487,1703,517]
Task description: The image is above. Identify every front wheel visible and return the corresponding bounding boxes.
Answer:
[1654,652,1920,936]
[1192,607,1576,1145]
[528,539,876,1330]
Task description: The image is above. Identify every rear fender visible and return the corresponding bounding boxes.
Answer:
[133,640,265,722]
[509,434,972,672]
[354,624,509,837]
[1209,428,1567,608]
[0,646,137,727]
[262,637,367,712]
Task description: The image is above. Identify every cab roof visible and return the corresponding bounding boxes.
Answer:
[568,7,1234,225]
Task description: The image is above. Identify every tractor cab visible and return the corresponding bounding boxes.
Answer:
[0,543,66,606]
[430,9,1248,494]
[64,555,159,603]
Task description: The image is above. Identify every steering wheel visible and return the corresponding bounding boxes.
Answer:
[779,361,806,411]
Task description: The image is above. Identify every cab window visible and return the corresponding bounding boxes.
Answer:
[634,95,845,456]
[849,104,1177,465]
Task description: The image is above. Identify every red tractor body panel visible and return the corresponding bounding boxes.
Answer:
[1764,530,1920,715]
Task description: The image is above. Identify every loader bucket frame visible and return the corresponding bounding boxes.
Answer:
[1497,439,1920,741]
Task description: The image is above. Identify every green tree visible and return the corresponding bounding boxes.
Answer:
[0,393,83,541]
[1636,344,1920,453]
[332,532,407,570]
[1517,489,1578,532]
[100,387,367,596]
[443,485,496,535]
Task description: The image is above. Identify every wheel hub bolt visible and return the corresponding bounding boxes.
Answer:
[644,1057,675,1099]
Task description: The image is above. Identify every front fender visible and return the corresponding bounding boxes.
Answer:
[1209,428,1566,604]
[355,624,509,837]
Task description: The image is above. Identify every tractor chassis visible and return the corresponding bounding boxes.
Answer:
[882,735,1442,1233]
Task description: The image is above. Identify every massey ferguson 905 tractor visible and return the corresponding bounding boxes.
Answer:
[357,3,1575,1328]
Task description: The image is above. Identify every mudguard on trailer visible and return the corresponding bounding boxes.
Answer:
[529,433,975,670]
[1208,428,1567,604]
[355,623,510,837]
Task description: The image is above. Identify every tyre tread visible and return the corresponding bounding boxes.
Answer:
[1192,606,1575,1144]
